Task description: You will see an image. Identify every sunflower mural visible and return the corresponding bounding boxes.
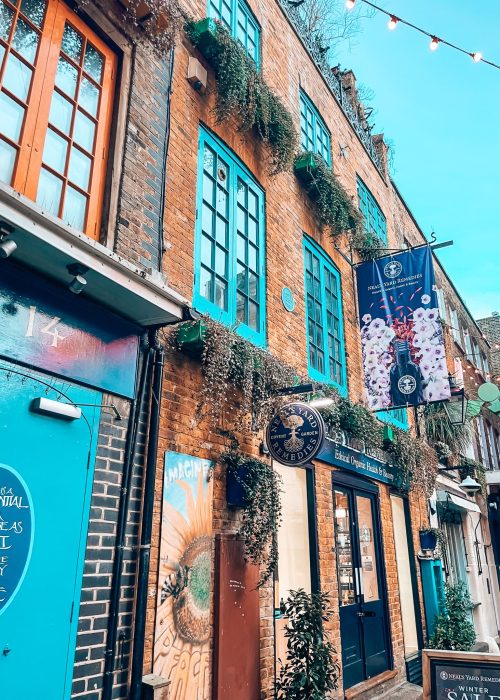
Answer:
[154,453,214,699]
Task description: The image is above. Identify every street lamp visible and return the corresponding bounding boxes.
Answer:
[444,373,468,425]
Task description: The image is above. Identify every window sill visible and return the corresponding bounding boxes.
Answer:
[0,182,186,325]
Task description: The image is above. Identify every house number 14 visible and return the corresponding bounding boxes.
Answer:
[25,306,67,348]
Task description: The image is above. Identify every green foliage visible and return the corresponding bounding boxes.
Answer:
[387,428,438,496]
[220,448,282,587]
[294,151,363,235]
[348,227,385,260]
[429,581,476,651]
[186,20,297,174]
[423,402,472,455]
[433,440,452,463]
[276,589,340,700]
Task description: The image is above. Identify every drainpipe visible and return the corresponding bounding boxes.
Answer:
[129,330,165,700]
[102,337,153,700]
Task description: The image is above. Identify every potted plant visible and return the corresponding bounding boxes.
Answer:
[276,589,340,699]
[220,449,282,587]
[428,581,476,651]
[434,441,452,466]
[419,527,447,553]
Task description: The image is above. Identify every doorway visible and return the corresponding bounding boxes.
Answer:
[333,473,390,690]
[0,362,100,700]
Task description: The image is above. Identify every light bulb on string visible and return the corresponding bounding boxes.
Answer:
[430,36,440,51]
[346,0,355,9]
[387,16,398,30]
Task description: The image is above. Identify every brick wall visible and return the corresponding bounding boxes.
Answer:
[477,315,500,378]
[71,392,146,700]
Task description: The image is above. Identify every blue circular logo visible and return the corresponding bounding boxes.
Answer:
[384,260,402,279]
[266,403,325,466]
[281,287,295,312]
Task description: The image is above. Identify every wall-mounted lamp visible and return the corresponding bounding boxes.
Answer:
[67,263,89,294]
[0,223,17,259]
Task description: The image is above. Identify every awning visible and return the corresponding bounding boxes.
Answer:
[437,490,481,513]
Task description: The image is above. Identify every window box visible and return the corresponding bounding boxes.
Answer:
[419,530,438,552]
[177,319,207,354]
[226,464,251,508]
[294,153,319,184]
[188,17,219,55]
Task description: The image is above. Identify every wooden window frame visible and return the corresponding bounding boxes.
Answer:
[356,175,388,246]
[0,0,118,241]
[303,234,347,393]
[299,89,331,166]
[193,126,267,347]
[207,0,261,66]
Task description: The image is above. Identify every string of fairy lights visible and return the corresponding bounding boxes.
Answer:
[345,0,500,70]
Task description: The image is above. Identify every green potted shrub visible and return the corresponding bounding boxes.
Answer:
[428,581,476,651]
[276,589,340,699]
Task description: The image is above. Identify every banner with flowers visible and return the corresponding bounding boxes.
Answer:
[356,247,450,410]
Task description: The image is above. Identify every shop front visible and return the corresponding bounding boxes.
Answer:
[0,260,140,699]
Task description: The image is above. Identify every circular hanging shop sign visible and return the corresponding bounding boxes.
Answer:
[266,402,325,466]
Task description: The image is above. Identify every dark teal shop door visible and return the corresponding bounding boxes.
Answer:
[0,362,100,700]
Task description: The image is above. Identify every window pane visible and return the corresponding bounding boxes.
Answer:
[79,77,99,117]
[215,245,226,276]
[49,91,73,134]
[199,266,213,301]
[36,168,62,216]
[73,109,95,152]
[0,91,25,142]
[0,138,16,184]
[276,465,312,602]
[63,185,87,230]
[357,496,380,602]
[0,3,14,41]
[20,0,46,28]
[248,271,258,300]
[68,146,91,190]
[61,24,82,63]
[334,490,355,606]
[83,43,103,83]
[201,234,213,267]
[201,203,213,236]
[236,263,246,292]
[55,56,78,98]
[3,54,32,101]
[12,18,39,63]
[236,292,246,322]
[214,278,227,310]
[215,214,227,246]
[42,128,68,173]
[248,300,258,330]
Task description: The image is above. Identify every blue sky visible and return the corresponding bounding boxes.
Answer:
[334,0,500,319]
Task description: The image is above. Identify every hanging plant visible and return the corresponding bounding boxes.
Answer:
[348,227,385,261]
[220,448,282,587]
[104,0,185,52]
[423,402,472,454]
[167,318,300,430]
[433,440,452,465]
[294,151,362,235]
[186,18,297,174]
[276,589,340,700]
[419,527,447,554]
[386,428,438,496]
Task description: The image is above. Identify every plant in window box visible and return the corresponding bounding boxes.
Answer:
[186,19,297,174]
[220,447,282,587]
[293,151,363,236]
[276,589,340,700]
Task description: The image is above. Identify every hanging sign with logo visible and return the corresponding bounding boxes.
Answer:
[356,247,450,410]
[266,402,325,466]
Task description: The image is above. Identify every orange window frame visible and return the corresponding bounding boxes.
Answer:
[3,0,116,240]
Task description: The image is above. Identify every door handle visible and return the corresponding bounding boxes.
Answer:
[3,645,11,656]
[356,611,365,617]
[357,567,364,596]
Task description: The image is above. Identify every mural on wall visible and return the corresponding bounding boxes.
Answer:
[154,452,213,699]
[356,247,451,410]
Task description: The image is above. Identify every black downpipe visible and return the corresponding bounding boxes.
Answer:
[102,339,153,700]
[129,332,165,700]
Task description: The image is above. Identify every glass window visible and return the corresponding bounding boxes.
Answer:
[449,308,463,348]
[303,236,346,392]
[334,489,355,607]
[377,407,408,430]
[208,0,260,66]
[195,127,266,346]
[299,90,331,165]
[0,0,116,239]
[275,464,313,605]
[356,176,387,246]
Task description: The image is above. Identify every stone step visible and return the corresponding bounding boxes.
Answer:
[377,681,423,700]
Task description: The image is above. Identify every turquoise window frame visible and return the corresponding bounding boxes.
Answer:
[356,176,388,245]
[303,236,347,394]
[299,90,331,166]
[377,407,409,431]
[208,0,260,66]
[194,126,266,347]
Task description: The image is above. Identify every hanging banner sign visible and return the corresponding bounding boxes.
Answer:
[266,402,325,466]
[356,247,450,410]
[423,649,500,700]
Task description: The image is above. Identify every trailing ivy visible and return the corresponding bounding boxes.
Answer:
[186,19,297,174]
[220,448,282,587]
[294,151,363,235]
[348,227,385,260]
